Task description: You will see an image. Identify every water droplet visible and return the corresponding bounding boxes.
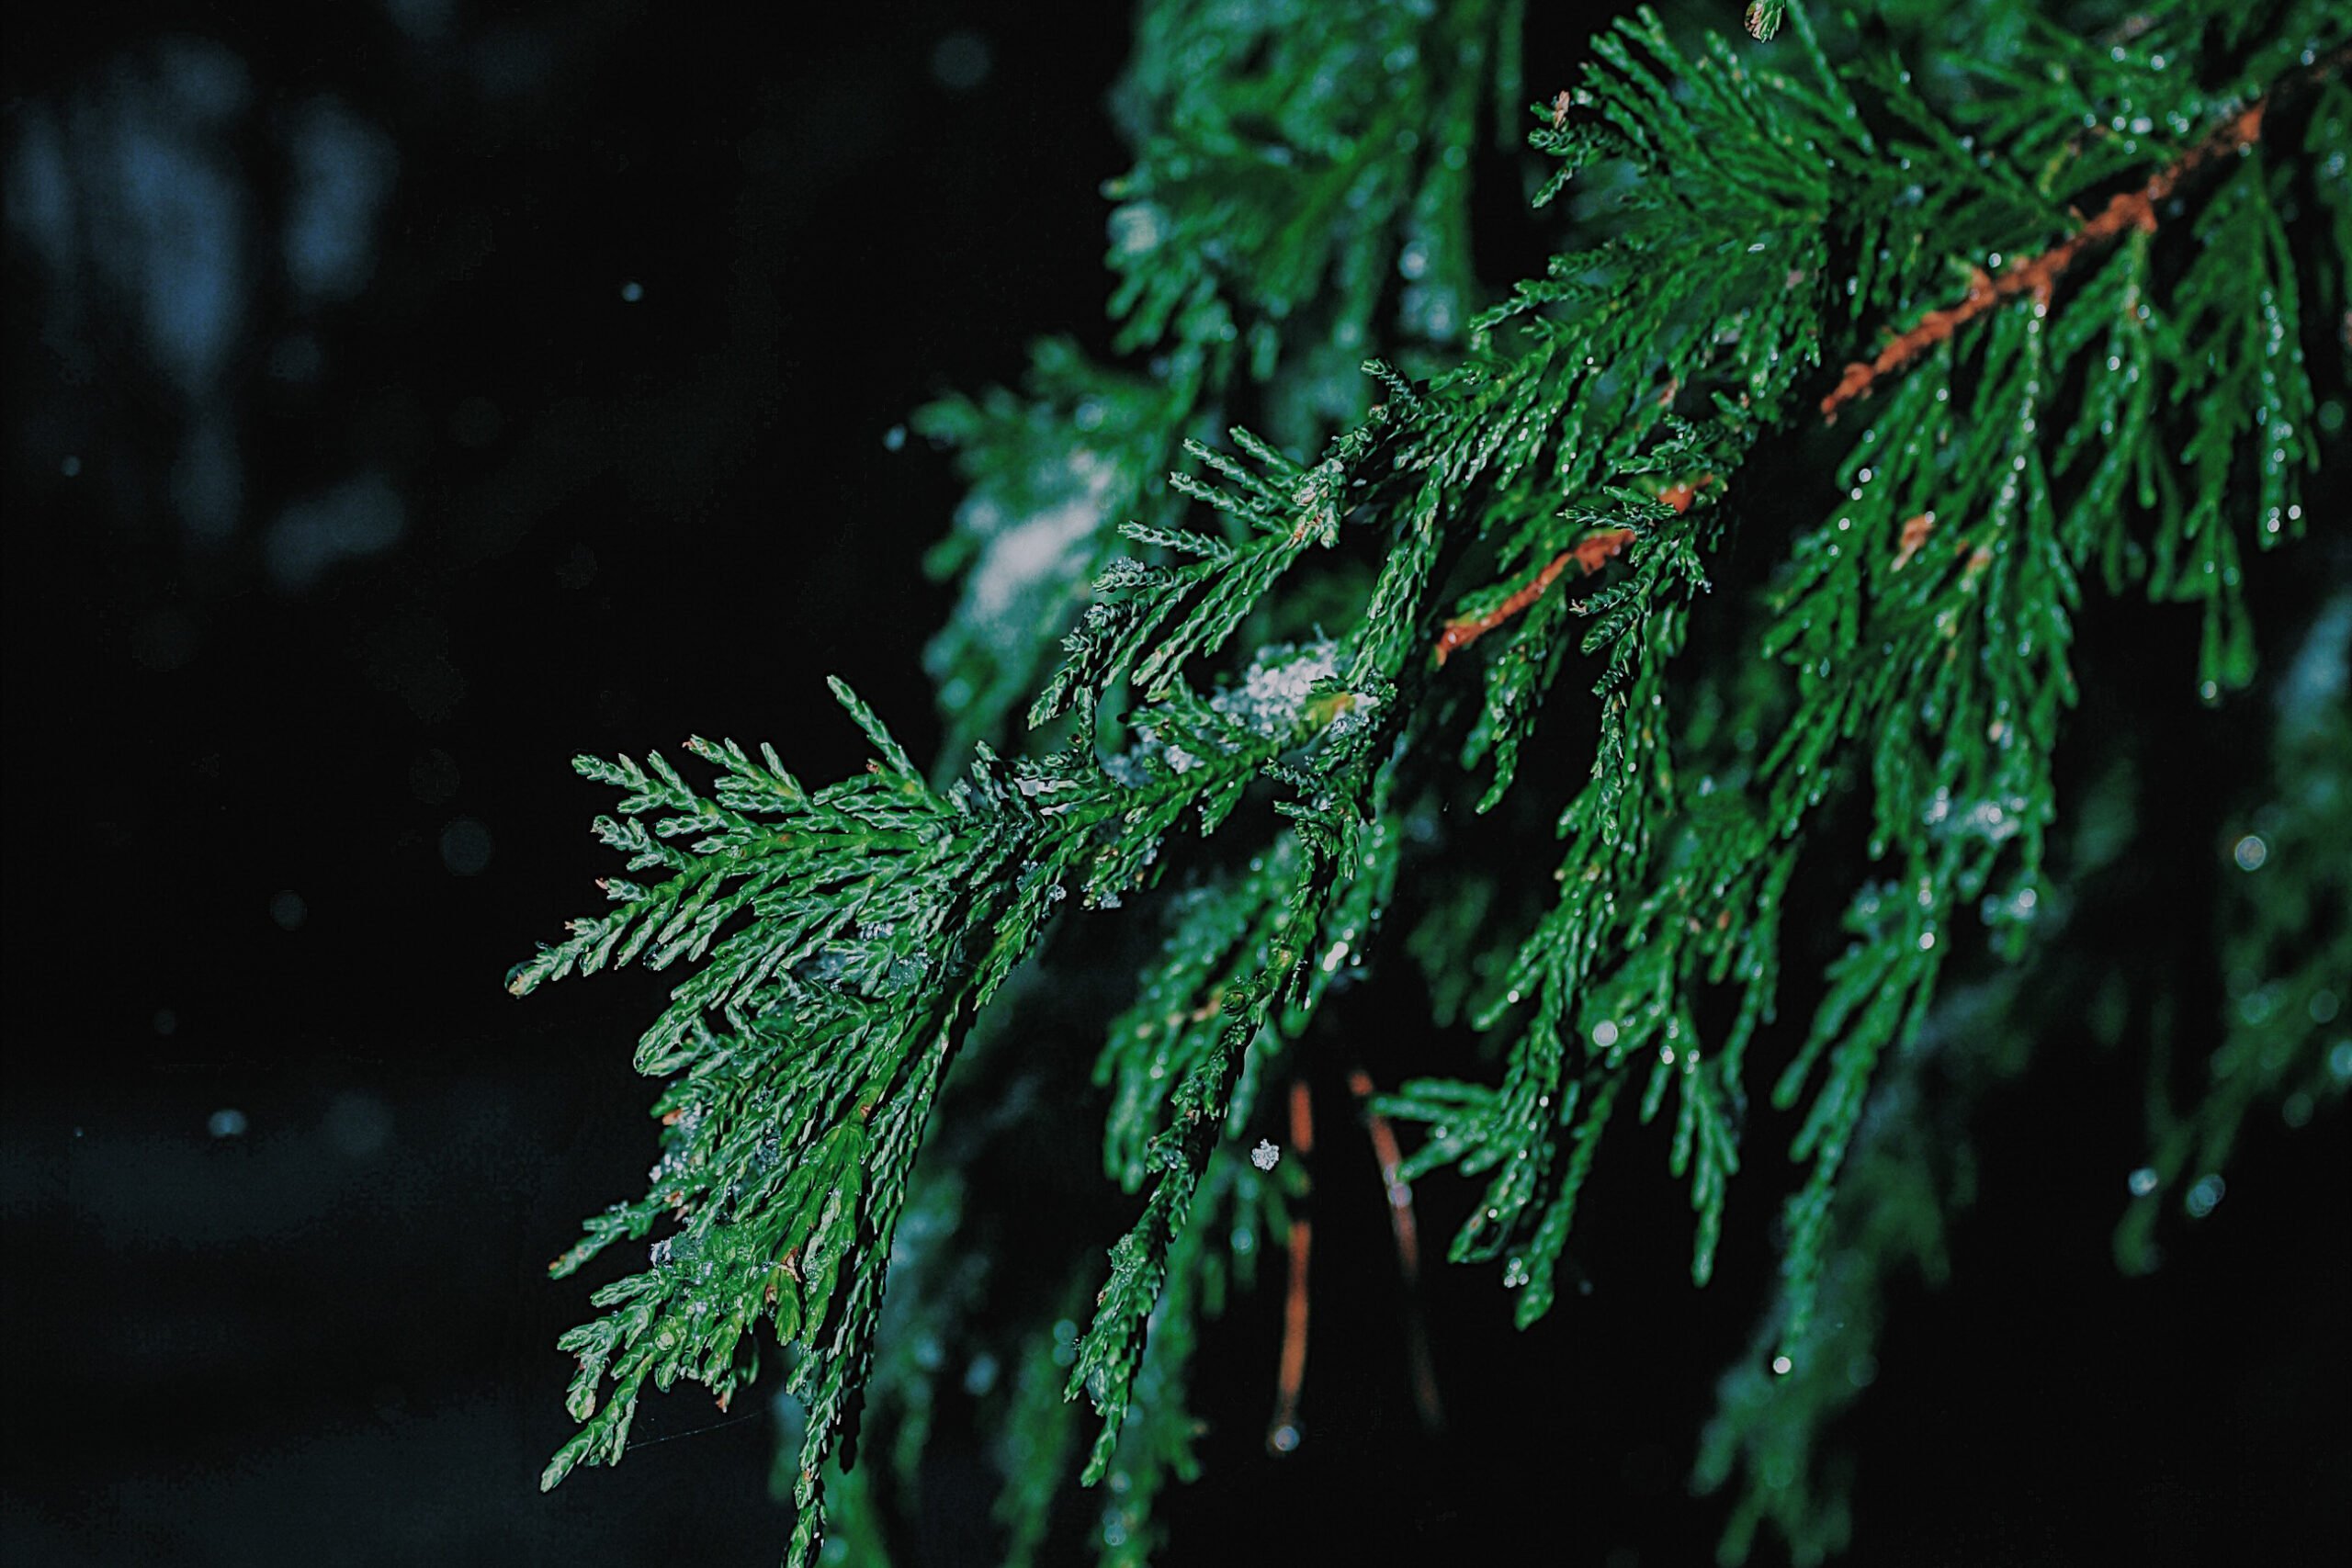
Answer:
[441,817,494,875]
[931,29,992,90]
[2184,1173,2226,1218]
[2233,834,2267,871]
[1770,1355,1793,1375]
[1592,1019,1620,1048]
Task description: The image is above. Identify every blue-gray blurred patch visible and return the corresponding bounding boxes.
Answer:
[5,112,74,276]
[266,473,407,591]
[107,46,248,395]
[284,97,398,303]
[152,36,251,124]
[6,39,253,537]
[382,0,456,43]
[7,39,410,549]
[2278,591,2349,740]
[172,414,243,541]
[470,23,554,99]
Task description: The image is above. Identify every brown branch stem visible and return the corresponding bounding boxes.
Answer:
[1821,48,2351,423]
[1266,1077,1316,1457]
[1347,1067,1444,1433]
[1431,478,1709,666]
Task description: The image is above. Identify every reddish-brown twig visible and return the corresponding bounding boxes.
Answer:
[1431,526,1632,667]
[1266,1077,1317,1456]
[1821,50,2351,423]
[1347,1067,1444,1432]
[1432,478,1708,666]
[1430,526,1633,668]
[1893,511,1937,570]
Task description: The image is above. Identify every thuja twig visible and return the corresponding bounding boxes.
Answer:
[1260,1073,1445,1452]
[1431,476,1715,667]
[1347,1067,1443,1432]
[1431,527,1635,667]
[1265,1078,1316,1456]
[1821,47,2352,423]
[1431,478,1713,664]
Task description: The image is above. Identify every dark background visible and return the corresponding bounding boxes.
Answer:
[3,4,2345,1565]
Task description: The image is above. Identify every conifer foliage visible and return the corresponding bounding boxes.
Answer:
[515,2,2350,1561]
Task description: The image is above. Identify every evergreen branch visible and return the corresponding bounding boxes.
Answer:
[524,665,1373,1561]
[1385,0,2345,1347]
[1069,745,1397,1483]
[1030,416,1393,726]
[2114,592,2352,1272]
[524,2,2352,1559]
[1085,1150,1262,1566]
[1822,44,2352,423]
[1430,472,1713,666]
[1068,976,1270,1482]
[992,1279,1089,1568]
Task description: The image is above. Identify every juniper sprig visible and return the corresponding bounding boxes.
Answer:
[517,2,2350,1560]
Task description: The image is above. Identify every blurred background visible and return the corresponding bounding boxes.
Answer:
[2,3,2344,1565]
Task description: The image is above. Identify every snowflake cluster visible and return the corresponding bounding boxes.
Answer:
[1213,639,1342,739]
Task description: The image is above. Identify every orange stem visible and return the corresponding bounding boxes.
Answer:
[1821,51,2349,423]
[1348,1067,1444,1432]
[1433,479,1709,666]
[1266,1078,1316,1456]
[1433,527,1634,666]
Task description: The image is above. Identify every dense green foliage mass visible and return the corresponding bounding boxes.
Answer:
[514,2,2350,1561]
